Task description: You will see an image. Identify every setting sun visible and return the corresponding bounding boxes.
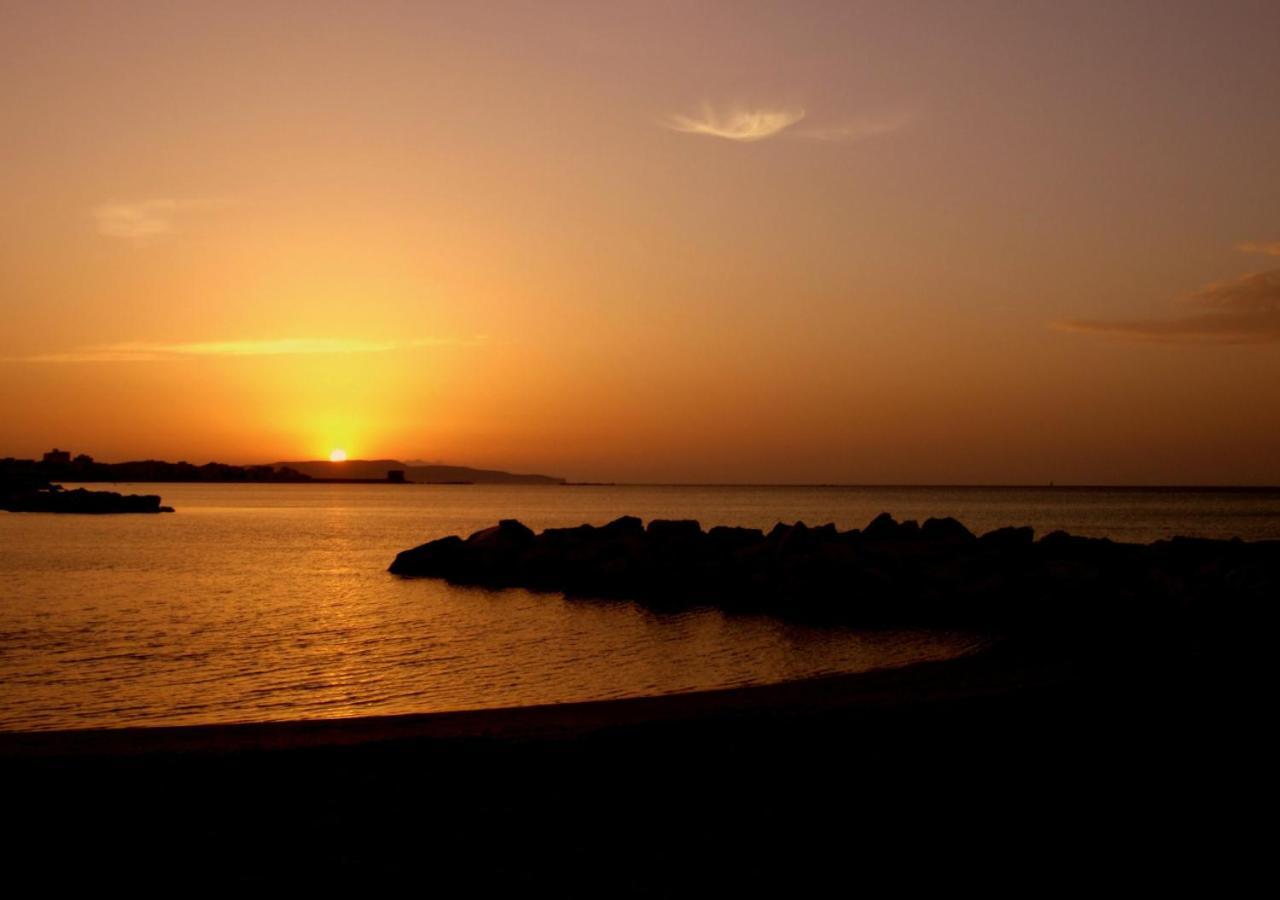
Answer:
[329,449,347,463]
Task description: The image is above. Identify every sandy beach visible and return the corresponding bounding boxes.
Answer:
[4,639,1262,890]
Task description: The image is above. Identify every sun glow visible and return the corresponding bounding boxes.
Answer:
[329,448,347,462]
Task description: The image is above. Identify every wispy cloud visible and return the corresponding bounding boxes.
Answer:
[664,104,806,142]
[1057,270,1280,344]
[664,103,912,145]
[11,337,481,363]
[1237,240,1280,257]
[792,112,914,143]
[91,198,232,241]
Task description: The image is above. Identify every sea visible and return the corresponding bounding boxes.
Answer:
[2,483,1278,732]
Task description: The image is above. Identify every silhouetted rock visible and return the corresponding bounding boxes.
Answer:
[863,512,900,541]
[471,519,537,546]
[647,519,704,542]
[601,515,644,537]
[389,535,466,576]
[812,522,839,541]
[708,525,765,550]
[922,517,975,543]
[1040,530,1112,551]
[389,513,1278,634]
[979,526,1035,547]
[767,521,805,549]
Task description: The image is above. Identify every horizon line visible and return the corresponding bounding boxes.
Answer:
[6,450,1278,490]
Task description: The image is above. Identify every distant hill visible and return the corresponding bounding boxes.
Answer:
[273,459,565,485]
[3,452,311,484]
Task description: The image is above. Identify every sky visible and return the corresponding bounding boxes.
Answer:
[2,1,1279,484]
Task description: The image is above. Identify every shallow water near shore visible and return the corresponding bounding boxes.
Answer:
[3,483,1277,732]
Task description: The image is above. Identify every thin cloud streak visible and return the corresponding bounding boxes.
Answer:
[1057,270,1280,344]
[1237,241,1280,257]
[11,337,482,363]
[664,104,806,142]
[92,198,233,241]
[792,112,913,142]
[664,104,912,144]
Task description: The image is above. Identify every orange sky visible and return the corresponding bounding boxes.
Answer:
[2,2,1279,484]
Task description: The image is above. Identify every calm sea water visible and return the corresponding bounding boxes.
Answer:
[3,483,1277,733]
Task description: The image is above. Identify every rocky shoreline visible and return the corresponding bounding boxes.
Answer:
[390,513,1275,631]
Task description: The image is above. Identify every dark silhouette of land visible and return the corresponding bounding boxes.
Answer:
[276,458,566,484]
[2,449,314,484]
[0,449,565,485]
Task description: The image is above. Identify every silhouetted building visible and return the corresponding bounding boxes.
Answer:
[42,449,71,465]
[387,469,406,483]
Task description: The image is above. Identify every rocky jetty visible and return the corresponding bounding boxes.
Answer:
[390,513,1276,629]
[1,476,174,513]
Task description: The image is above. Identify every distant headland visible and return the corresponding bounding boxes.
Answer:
[0,449,565,486]
[274,459,566,485]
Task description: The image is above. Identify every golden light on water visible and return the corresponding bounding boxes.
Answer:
[329,449,347,463]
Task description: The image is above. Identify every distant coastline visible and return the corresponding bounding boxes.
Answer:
[1,449,565,486]
[4,451,1277,492]
[275,458,566,485]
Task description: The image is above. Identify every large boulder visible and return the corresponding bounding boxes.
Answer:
[922,517,975,543]
[862,512,900,541]
[862,513,921,543]
[646,519,704,542]
[388,535,466,576]
[707,525,765,551]
[467,518,536,548]
[600,515,644,537]
[979,526,1035,547]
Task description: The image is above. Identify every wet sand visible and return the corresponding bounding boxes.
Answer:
[0,641,1025,758]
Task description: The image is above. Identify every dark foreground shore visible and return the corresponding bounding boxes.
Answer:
[2,639,1264,891]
